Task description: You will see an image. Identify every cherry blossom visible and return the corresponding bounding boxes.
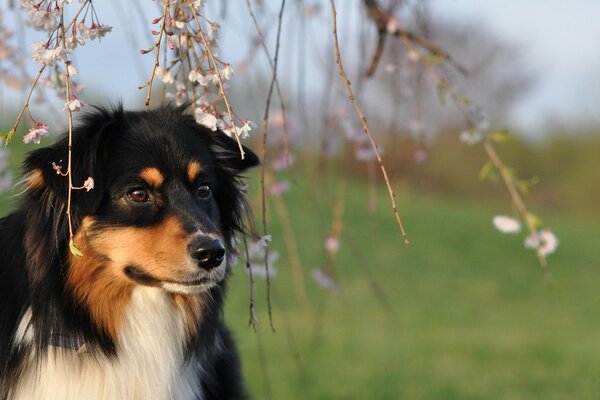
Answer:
[459,129,482,146]
[64,96,86,112]
[155,67,174,84]
[311,268,340,293]
[492,215,522,234]
[324,236,340,253]
[31,41,69,66]
[221,64,234,80]
[524,230,559,257]
[194,109,218,131]
[269,180,290,196]
[82,177,94,191]
[238,121,255,138]
[23,123,49,144]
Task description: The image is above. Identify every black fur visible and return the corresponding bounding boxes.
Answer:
[0,105,258,399]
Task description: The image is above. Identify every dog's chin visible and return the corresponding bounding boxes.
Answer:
[123,264,226,295]
[161,280,218,295]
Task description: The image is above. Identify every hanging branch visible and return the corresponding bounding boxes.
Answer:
[329,0,410,245]
[363,0,467,77]
[142,0,170,110]
[2,0,91,145]
[186,0,246,160]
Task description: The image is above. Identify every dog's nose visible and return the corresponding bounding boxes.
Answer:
[189,236,226,271]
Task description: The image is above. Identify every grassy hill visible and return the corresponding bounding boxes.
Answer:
[225,175,600,399]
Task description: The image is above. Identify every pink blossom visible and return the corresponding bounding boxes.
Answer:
[269,180,290,196]
[88,23,112,41]
[355,143,377,161]
[324,236,340,253]
[311,268,340,293]
[63,96,86,112]
[414,149,429,164]
[271,151,294,171]
[23,123,49,144]
[524,230,559,257]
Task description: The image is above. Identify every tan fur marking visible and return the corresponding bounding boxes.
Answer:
[68,217,134,340]
[187,161,203,183]
[24,169,44,190]
[139,167,165,188]
[67,216,199,341]
[173,294,203,340]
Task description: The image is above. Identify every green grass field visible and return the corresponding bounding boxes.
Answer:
[1,149,599,399]
[224,175,600,399]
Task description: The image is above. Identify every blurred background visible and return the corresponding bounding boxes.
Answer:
[1,0,600,398]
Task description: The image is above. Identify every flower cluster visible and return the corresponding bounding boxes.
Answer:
[243,235,279,280]
[493,215,558,257]
[140,1,253,141]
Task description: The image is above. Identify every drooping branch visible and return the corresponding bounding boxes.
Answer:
[363,0,467,77]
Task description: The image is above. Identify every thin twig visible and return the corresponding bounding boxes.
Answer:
[329,0,410,244]
[258,0,287,333]
[144,1,169,110]
[244,0,290,161]
[483,141,551,278]
[243,234,259,330]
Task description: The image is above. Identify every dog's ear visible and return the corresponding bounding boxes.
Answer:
[210,129,260,172]
[24,107,121,215]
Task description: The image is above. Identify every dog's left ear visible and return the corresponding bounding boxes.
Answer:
[24,107,120,215]
[210,129,260,172]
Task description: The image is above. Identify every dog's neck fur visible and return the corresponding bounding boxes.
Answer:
[11,287,204,400]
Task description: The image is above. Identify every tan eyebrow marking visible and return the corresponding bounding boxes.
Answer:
[139,167,165,188]
[187,161,203,183]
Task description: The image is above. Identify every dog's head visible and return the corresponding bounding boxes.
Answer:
[23,105,258,301]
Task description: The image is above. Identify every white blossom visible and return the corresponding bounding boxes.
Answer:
[492,215,522,234]
[188,69,204,84]
[238,121,255,138]
[83,177,94,191]
[459,129,482,146]
[155,66,174,84]
[194,109,218,131]
[524,230,559,257]
[221,64,234,80]
[31,41,69,66]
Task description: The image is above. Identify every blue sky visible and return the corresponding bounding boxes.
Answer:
[2,1,599,135]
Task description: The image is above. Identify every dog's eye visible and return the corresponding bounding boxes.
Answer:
[197,184,212,199]
[128,188,150,203]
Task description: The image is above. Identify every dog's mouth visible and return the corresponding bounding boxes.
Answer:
[123,265,221,294]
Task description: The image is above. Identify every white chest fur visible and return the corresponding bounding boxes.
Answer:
[12,287,203,400]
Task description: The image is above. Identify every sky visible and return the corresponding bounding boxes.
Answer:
[431,0,600,131]
[2,1,599,136]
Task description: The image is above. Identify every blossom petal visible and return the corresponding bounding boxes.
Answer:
[493,215,522,234]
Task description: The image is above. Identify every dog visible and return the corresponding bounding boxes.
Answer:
[0,105,259,399]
